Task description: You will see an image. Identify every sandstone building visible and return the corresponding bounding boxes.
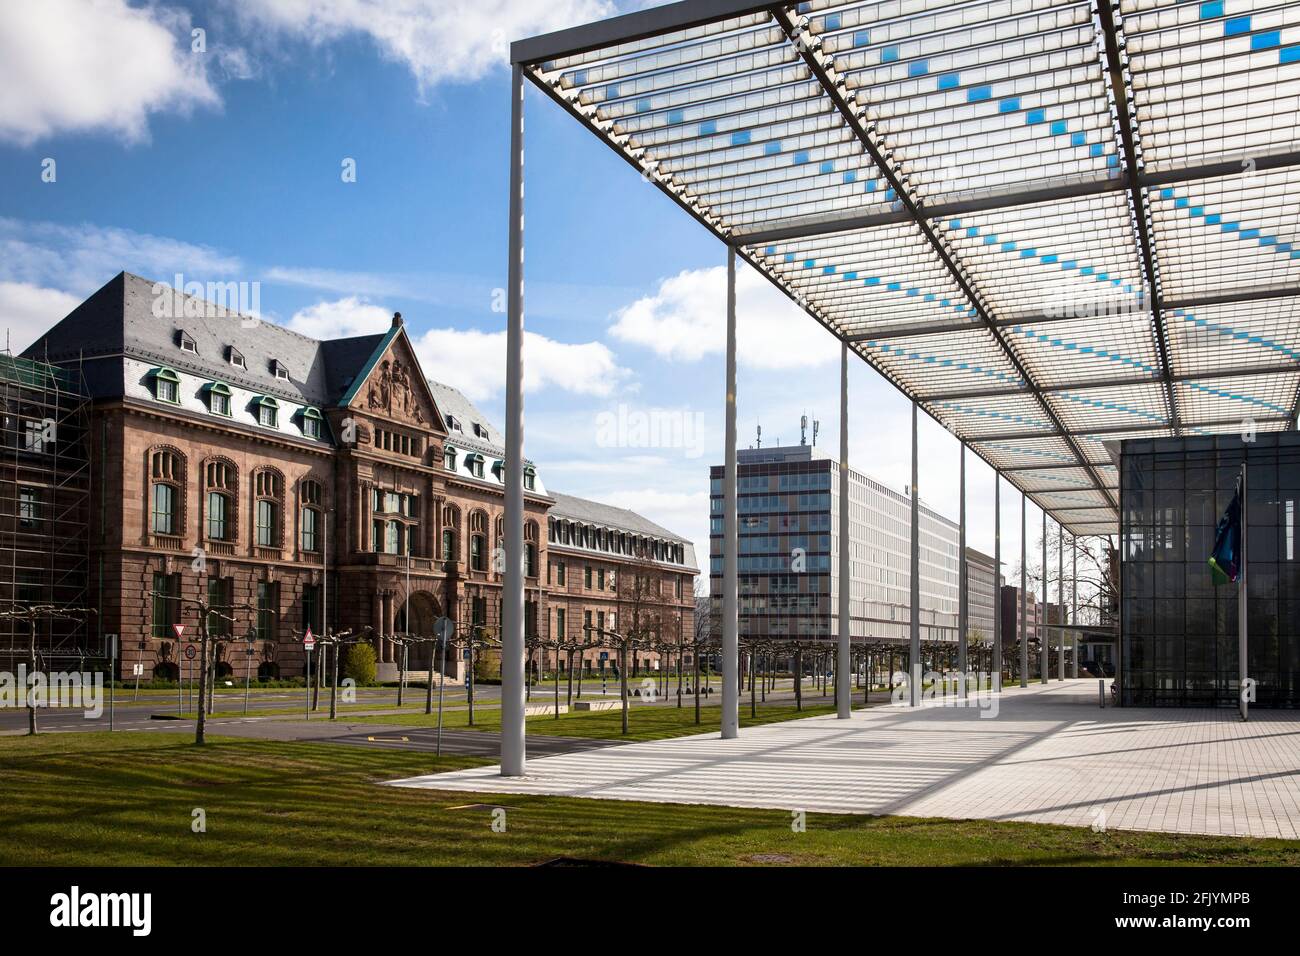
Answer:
[20,273,695,680]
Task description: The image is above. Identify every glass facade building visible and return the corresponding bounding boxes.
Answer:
[1120,432,1300,708]
[709,444,965,646]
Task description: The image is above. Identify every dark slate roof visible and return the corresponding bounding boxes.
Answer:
[549,491,687,544]
[429,380,505,456]
[550,491,698,571]
[25,272,358,406]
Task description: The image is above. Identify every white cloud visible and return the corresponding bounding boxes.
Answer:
[610,264,841,370]
[411,327,628,402]
[0,0,219,144]
[0,282,81,354]
[286,296,392,339]
[0,217,243,297]
[227,0,615,89]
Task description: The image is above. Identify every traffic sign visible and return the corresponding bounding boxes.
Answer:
[303,634,316,652]
[132,664,144,677]
[600,651,609,661]
[435,616,454,641]
[173,624,185,638]
[184,644,196,660]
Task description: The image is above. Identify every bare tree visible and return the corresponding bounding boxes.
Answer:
[148,588,263,745]
[0,604,96,735]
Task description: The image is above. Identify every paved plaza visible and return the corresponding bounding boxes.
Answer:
[390,680,1300,839]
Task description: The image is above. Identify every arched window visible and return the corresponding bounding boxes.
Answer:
[300,479,323,552]
[470,510,487,572]
[524,464,536,492]
[204,458,236,541]
[441,504,460,561]
[150,448,184,535]
[444,445,457,471]
[253,469,284,548]
[525,521,539,578]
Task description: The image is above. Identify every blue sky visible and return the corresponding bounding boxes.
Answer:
[0,0,1060,591]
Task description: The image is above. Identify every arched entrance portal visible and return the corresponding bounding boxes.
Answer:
[395,591,441,669]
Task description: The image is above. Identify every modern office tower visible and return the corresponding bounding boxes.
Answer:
[965,547,1000,647]
[709,443,960,649]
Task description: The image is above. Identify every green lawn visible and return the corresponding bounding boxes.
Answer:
[2,733,1297,867]
[358,697,857,741]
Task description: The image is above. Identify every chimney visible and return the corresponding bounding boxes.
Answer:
[392,312,403,328]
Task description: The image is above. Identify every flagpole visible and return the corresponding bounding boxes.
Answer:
[1239,462,1248,722]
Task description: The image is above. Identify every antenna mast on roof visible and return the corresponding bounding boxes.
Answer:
[756,422,761,449]
[800,414,807,446]
[812,418,820,447]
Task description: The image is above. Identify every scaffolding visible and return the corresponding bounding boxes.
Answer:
[0,352,93,669]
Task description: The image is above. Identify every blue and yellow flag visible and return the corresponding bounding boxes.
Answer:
[1209,480,1242,586]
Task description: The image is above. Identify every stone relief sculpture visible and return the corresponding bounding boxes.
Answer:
[366,355,426,424]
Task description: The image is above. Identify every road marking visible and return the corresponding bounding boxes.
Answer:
[366,736,410,743]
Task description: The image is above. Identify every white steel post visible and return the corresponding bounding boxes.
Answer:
[500,63,526,776]
[993,474,1002,691]
[836,341,851,719]
[721,248,740,739]
[1041,511,1048,685]
[909,401,920,706]
[958,442,967,697]
[1020,493,1027,688]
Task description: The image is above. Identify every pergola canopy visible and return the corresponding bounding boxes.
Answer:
[515,0,1300,536]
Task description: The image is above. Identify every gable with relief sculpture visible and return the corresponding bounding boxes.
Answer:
[354,332,443,432]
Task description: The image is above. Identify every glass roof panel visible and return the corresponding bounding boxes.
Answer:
[518,0,1300,538]
[939,192,1147,322]
[855,328,1025,397]
[1047,381,1172,432]
[1166,295,1300,378]
[826,0,1120,204]
[1149,166,1300,301]
[1124,0,1300,173]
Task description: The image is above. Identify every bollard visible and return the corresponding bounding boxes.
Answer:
[1098,679,1105,709]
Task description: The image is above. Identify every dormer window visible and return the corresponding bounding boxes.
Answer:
[492,460,504,481]
[205,382,232,416]
[228,347,245,370]
[177,331,197,354]
[152,367,181,404]
[444,445,457,471]
[465,452,485,479]
[473,422,487,439]
[445,414,460,432]
[524,464,536,492]
[252,396,279,428]
[271,359,290,382]
[301,407,323,439]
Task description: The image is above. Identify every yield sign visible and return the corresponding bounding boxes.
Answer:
[173,624,185,638]
[303,627,316,652]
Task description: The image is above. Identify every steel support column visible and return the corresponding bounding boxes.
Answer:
[1071,535,1079,678]
[1020,493,1027,688]
[721,247,740,739]
[1041,511,1048,685]
[836,341,851,719]
[910,400,921,707]
[993,474,1002,690]
[1058,520,1065,681]
[500,64,526,777]
[958,442,968,697]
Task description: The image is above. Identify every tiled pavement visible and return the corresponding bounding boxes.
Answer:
[388,680,1300,838]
